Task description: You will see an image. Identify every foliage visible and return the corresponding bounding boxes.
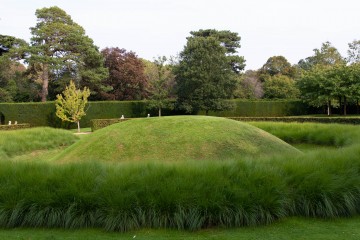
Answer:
[28,6,108,102]
[259,56,295,78]
[55,81,90,132]
[297,41,345,70]
[101,47,147,100]
[175,34,237,114]
[232,116,360,125]
[263,74,299,99]
[297,64,360,115]
[189,29,246,73]
[90,118,130,131]
[347,39,360,64]
[146,56,175,116]
[0,123,31,131]
[234,70,263,99]
[0,100,311,128]
[0,35,34,102]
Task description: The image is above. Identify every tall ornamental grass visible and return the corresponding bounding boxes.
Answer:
[0,122,359,231]
[0,147,360,231]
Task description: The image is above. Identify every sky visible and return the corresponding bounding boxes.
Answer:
[1,0,360,70]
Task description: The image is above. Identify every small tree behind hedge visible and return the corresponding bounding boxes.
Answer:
[55,80,90,132]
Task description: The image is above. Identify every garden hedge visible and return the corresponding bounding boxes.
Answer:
[90,118,131,131]
[0,123,31,131]
[0,100,312,128]
[229,116,360,125]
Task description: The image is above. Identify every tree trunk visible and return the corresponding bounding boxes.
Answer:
[205,110,209,116]
[41,63,49,102]
[357,100,359,114]
[343,96,347,116]
[338,97,342,115]
[327,100,331,116]
[77,121,80,133]
[159,108,161,117]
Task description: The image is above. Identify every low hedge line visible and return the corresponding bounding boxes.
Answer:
[90,118,131,131]
[0,123,31,131]
[0,100,312,128]
[228,117,360,124]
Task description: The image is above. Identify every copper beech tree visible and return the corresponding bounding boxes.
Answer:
[101,47,148,100]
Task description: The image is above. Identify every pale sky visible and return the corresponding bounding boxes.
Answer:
[1,0,360,70]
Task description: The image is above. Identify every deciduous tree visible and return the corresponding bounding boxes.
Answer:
[55,80,90,132]
[101,47,147,100]
[145,56,175,116]
[175,35,237,114]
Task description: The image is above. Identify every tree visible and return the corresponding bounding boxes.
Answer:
[145,56,175,116]
[259,56,295,78]
[0,35,32,102]
[234,70,263,99]
[297,66,334,115]
[298,41,345,70]
[28,6,108,102]
[101,47,147,100]
[175,35,237,115]
[189,29,246,73]
[55,80,90,132]
[347,40,360,64]
[263,74,299,99]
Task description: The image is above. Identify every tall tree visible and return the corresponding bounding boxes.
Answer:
[259,56,295,78]
[0,35,32,102]
[28,6,108,102]
[175,35,237,114]
[189,29,245,73]
[145,56,175,116]
[101,47,147,100]
[347,40,360,64]
[263,74,299,99]
[234,70,263,99]
[298,41,345,70]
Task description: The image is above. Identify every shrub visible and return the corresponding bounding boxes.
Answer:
[0,123,30,131]
[90,118,131,131]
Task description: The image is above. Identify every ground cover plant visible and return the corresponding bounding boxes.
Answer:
[0,117,359,232]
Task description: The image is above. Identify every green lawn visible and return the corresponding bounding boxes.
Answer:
[0,217,359,240]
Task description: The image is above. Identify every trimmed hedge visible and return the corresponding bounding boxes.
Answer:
[203,99,311,117]
[0,100,311,128]
[90,118,131,131]
[228,117,360,125]
[0,123,31,131]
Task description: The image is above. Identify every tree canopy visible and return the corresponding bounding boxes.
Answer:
[28,6,108,102]
[101,47,147,100]
[175,34,237,114]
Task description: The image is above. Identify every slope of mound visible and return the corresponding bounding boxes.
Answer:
[0,127,78,159]
[55,116,300,163]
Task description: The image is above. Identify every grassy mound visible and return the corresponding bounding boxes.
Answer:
[0,127,78,160]
[55,116,300,163]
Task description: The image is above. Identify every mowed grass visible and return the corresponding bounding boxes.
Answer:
[0,127,78,160]
[0,217,360,240]
[55,116,300,163]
